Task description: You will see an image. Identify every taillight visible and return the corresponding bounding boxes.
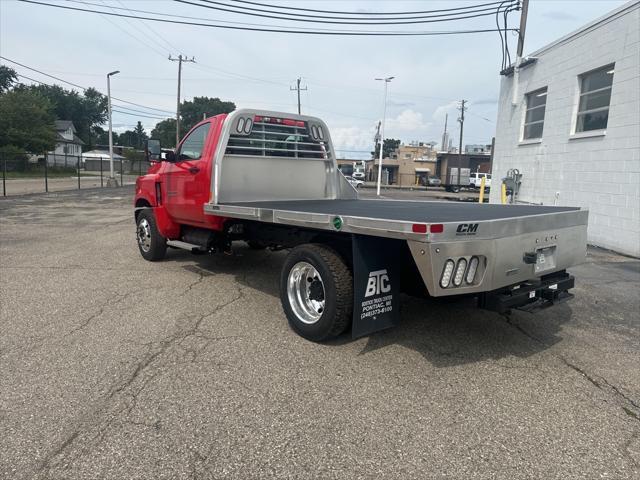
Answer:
[440,260,455,288]
[453,258,467,286]
[466,256,479,284]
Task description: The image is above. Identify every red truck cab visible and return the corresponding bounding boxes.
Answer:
[135,114,228,240]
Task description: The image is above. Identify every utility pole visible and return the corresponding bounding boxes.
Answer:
[290,77,307,115]
[373,121,381,182]
[512,0,530,104]
[106,70,120,187]
[169,55,196,148]
[375,76,394,196]
[457,99,467,187]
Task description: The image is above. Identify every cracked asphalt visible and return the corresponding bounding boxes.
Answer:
[1,187,639,479]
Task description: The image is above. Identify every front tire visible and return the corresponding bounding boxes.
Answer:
[136,209,167,261]
[280,244,353,342]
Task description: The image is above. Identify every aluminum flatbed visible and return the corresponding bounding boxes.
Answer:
[217,198,579,222]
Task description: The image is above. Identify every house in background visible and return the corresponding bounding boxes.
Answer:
[46,120,84,167]
[490,1,639,256]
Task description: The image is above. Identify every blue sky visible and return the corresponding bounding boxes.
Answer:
[0,0,629,157]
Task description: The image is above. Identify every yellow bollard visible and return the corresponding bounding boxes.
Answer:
[501,183,507,205]
[478,176,486,203]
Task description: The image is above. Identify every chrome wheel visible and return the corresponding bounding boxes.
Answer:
[137,218,152,253]
[287,261,325,324]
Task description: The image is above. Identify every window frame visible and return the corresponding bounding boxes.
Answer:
[521,87,548,141]
[176,122,211,162]
[573,63,615,134]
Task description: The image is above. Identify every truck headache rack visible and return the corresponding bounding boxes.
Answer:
[225,116,328,160]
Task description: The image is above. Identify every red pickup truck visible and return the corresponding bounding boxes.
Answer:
[134,109,587,342]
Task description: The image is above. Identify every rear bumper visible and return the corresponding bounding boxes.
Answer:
[477,270,574,314]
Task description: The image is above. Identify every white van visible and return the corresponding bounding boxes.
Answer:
[469,172,491,189]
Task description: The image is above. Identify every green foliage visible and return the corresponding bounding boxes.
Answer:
[150,118,177,148]
[0,89,56,154]
[180,97,235,135]
[149,97,235,148]
[0,65,18,93]
[371,138,401,159]
[118,121,148,148]
[15,84,107,146]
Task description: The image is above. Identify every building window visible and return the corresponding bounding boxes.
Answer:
[523,87,547,140]
[576,64,614,133]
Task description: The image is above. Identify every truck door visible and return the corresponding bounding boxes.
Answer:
[164,121,213,224]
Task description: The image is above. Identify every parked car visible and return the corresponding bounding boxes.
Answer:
[469,172,492,189]
[345,176,364,188]
[427,176,442,187]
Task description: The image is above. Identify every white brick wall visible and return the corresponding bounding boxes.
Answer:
[490,1,640,257]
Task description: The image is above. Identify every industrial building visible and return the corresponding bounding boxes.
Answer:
[490,1,639,256]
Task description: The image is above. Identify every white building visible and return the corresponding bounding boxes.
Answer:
[490,1,639,257]
[46,120,84,166]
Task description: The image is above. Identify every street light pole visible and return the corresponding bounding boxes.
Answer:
[107,70,120,187]
[375,76,394,196]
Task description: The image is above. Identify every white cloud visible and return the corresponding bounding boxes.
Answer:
[432,101,460,121]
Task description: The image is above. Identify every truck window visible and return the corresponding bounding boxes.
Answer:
[177,123,211,161]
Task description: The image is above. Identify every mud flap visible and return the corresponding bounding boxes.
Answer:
[351,235,401,339]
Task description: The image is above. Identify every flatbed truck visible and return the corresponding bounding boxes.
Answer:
[134,110,588,341]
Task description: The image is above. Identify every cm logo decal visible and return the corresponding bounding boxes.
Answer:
[456,223,479,235]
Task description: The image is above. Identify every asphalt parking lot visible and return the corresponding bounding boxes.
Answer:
[1,187,638,479]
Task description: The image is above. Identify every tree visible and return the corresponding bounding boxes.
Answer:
[180,97,235,134]
[0,65,18,94]
[133,121,148,148]
[371,138,401,159]
[16,84,107,146]
[0,89,56,153]
[150,97,235,149]
[150,118,177,148]
[90,125,118,147]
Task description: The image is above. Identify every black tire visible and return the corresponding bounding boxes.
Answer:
[136,209,167,261]
[246,240,267,250]
[280,244,353,342]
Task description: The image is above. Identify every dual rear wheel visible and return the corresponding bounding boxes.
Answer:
[136,209,353,341]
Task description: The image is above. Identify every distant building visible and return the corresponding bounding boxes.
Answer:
[435,152,492,182]
[465,144,493,154]
[82,150,126,172]
[490,1,639,256]
[46,120,84,166]
[369,142,438,186]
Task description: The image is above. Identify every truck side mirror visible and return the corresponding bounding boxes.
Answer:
[145,139,161,162]
[165,150,176,162]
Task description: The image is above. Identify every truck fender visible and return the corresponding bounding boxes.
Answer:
[134,197,180,239]
[151,205,180,239]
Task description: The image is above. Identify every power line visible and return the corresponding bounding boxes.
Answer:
[14,73,168,119]
[1,56,174,114]
[228,0,511,16]
[115,0,181,53]
[95,0,168,58]
[18,0,518,36]
[176,0,517,26]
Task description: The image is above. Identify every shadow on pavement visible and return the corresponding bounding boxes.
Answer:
[164,243,571,368]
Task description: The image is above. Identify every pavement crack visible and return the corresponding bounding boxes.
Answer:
[561,356,640,423]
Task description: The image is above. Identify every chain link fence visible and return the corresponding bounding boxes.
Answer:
[1,151,151,196]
